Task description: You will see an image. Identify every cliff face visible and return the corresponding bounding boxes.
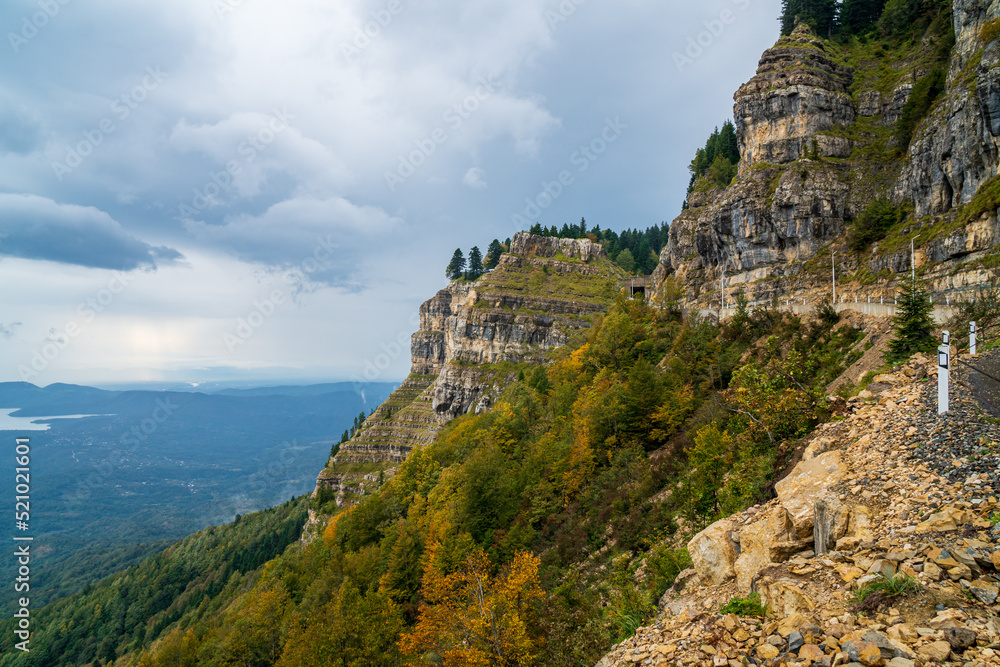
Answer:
[736,26,855,171]
[898,0,1000,218]
[655,4,1000,307]
[655,26,854,299]
[315,233,624,506]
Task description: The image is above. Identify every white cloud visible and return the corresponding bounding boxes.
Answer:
[462,167,487,189]
[0,0,785,381]
[183,196,403,288]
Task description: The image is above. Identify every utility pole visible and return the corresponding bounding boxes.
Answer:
[719,255,725,322]
[832,251,836,304]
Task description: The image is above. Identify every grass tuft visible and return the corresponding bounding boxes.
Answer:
[719,592,768,617]
[851,573,921,614]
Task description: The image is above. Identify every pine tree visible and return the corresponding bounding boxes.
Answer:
[484,239,504,270]
[718,121,740,164]
[839,0,886,34]
[780,0,838,37]
[878,0,919,36]
[529,223,543,235]
[886,279,937,364]
[467,246,484,279]
[688,121,742,194]
[635,238,655,275]
[446,249,466,281]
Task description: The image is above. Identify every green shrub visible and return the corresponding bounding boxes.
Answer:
[814,299,840,327]
[647,547,692,600]
[957,176,1000,226]
[981,18,1000,43]
[879,0,920,37]
[850,198,906,251]
[895,67,946,149]
[719,592,768,617]
[851,573,921,613]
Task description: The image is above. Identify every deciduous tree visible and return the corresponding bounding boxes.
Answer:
[400,543,542,667]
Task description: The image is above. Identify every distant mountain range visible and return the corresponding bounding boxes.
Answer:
[0,380,397,611]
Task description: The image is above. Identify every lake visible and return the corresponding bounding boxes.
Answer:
[0,409,109,431]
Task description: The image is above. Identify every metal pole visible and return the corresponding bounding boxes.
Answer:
[911,239,915,282]
[832,251,836,304]
[938,331,950,414]
[720,258,725,321]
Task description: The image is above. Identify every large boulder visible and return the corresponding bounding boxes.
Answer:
[734,505,800,594]
[775,450,847,538]
[688,518,740,585]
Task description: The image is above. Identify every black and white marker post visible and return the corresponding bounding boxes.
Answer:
[938,331,950,415]
[971,321,978,356]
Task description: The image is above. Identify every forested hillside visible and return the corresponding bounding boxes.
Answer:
[48,293,869,667]
[0,498,307,667]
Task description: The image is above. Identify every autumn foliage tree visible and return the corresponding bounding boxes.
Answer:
[400,542,543,666]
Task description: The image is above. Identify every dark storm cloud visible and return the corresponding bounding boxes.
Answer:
[0,194,182,270]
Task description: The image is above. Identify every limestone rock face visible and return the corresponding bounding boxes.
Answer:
[896,0,1000,218]
[734,505,797,594]
[314,234,624,508]
[655,26,853,301]
[774,450,847,538]
[688,518,740,586]
[432,365,503,420]
[735,24,855,171]
[654,162,850,300]
[652,5,1000,310]
[508,231,605,261]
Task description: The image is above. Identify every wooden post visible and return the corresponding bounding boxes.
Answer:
[814,498,830,555]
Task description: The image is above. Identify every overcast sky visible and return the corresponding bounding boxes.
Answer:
[0,0,781,387]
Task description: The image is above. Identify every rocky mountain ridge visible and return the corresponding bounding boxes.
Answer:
[311,232,625,509]
[653,0,1000,310]
[598,352,1000,666]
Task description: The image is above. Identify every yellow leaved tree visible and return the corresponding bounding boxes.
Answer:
[399,541,543,666]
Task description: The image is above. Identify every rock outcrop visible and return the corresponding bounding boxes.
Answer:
[314,233,625,507]
[654,27,853,301]
[598,352,1000,667]
[897,0,1000,218]
[735,25,855,171]
[654,2,1000,311]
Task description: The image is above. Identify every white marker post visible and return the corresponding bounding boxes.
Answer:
[971,321,978,356]
[938,331,950,415]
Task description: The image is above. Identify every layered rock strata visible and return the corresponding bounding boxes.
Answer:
[655,26,853,300]
[655,3,1000,310]
[314,233,624,506]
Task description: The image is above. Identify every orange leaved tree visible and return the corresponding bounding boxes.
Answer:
[399,541,542,666]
